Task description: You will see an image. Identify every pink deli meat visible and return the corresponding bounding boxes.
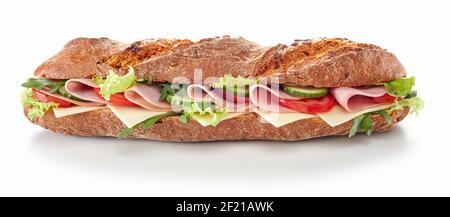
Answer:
[248,84,305,113]
[65,79,108,104]
[124,84,173,112]
[186,84,249,112]
[330,87,388,112]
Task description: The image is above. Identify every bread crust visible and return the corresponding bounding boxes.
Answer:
[26,108,409,142]
[34,37,405,87]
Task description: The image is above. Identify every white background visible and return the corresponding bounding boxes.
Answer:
[0,0,449,196]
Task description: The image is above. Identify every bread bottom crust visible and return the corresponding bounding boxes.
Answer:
[26,108,409,142]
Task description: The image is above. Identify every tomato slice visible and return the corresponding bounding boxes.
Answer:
[224,92,250,103]
[32,89,73,107]
[279,94,335,114]
[373,94,397,104]
[93,88,137,107]
[233,95,250,103]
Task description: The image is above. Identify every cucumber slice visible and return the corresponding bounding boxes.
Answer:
[223,86,249,96]
[283,86,328,98]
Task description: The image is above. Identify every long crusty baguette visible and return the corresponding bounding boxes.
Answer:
[27,36,409,141]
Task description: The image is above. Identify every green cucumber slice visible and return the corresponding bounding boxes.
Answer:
[283,86,328,98]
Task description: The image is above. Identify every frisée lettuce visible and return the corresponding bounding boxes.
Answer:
[94,66,136,101]
[21,88,58,120]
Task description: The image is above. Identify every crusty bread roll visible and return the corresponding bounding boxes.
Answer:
[27,36,409,141]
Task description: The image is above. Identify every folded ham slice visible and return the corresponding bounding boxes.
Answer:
[124,84,173,112]
[187,84,223,105]
[186,84,249,112]
[330,87,388,112]
[65,79,108,104]
[249,84,304,113]
[39,89,104,107]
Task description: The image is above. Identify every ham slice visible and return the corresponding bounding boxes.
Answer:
[124,84,174,112]
[186,84,249,112]
[65,79,108,104]
[331,87,388,112]
[187,84,223,105]
[39,89,104,107]
[248,84,303,113]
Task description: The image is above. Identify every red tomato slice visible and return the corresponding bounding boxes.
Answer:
[279,94,335,114]
[233,95,250,103]
[224,93,250,103]
[32,89,73,107]
[373,94,397,104]
[93,88,137,107]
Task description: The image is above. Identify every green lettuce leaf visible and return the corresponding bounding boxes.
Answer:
[349,114,373,137]
[21,78,65,93]
[383,76,416,97]
[211,75,257,89]
[349,115,365,137]
[159,83,183,101]
[98,66,135,101]
[406,90,417,99]
[348,110,393,138]
[187,105,228,126]
[161,86,229,126]
[390,96,424,115]
[179,114,190,124]
[174,98,228,126]
[136,76,152,84]
[21,88,58,120]
[374,110,392,124]
[21,78,84,101]
[118,112,178,139]
[92,75,104,85]
[348,95,424,138]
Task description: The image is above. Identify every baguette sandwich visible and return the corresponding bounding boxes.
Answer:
[21,36,423,141]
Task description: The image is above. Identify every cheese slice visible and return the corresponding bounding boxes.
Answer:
[254,109,317,128]
[318,103,395,127]
[192,113,246,127]
[107,105,169,128]
[53,106,105,118]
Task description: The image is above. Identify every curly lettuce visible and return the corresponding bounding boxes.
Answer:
[95,66,135,101]
[171,95,228,126]
[390,96,424,115]
[161,86,229,126]
[383,76,416,97]
[181,102,228,126]
[21,88,58,120]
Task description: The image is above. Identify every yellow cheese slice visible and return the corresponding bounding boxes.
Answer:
[254,109,317,128]
[192,113,246,127]
[53,106,105,118]
[107,105,169,128]
[318,103,395,127]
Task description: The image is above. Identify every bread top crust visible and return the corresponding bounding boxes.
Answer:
[34,36,406,87]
